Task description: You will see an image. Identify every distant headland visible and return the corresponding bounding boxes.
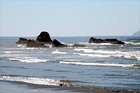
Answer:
[132,31,140,36]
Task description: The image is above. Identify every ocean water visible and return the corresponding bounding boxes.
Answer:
[0,36,140,93]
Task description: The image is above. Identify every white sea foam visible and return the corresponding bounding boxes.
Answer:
[74,48,140,61]
[20,47,42,50]
[74,48,118,54]
[97,43,113,45]
[116,51,140,60]
[84,50,118,54]
[5,51,12,54]
[52,50,67,54]
[0,76,63,86]
[8,57,48,63]
[74,48,87,51]
[124,41,140,45]
[59,61,140,68]
[88,43,113,45]
[17,44,26,48]
[17,44,22,47]
[26,48,37,50]
[4,51,23,54]
[74,53,110,58]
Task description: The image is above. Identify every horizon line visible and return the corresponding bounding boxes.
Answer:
[0,35,137,37]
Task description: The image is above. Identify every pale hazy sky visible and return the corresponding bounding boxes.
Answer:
[0,0,140,37]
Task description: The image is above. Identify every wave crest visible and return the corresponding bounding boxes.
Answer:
[59,61,140,68]
[52,50,67,54]
[74,48,140,61]
[8,57,48,63]
[0,76,63,86]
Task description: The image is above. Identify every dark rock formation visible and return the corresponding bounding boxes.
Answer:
[72,44,86,47]
[89,37,124,44]
[89,37,103,43]
[27,40,48,48]
[36,31,52,43]
[104,39,124,44]
[16,38,28,44]
[52,39,67,47]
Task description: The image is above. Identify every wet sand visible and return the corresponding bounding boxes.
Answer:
[0,80,140,93]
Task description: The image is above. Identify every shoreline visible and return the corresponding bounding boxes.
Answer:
[0,80,140,93]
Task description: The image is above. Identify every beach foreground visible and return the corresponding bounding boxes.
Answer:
[0,36,140,93]
[0,80,140,93]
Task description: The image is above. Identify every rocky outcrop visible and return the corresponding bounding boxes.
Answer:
[16,38,28,44]
[72,44,86,47]
[89,37,103,43]
[36,31,52,43]
[27,40,48,48]
[104,39,125,44]
[89,37,124,44]
[52,39,67,47]
[16,31,88,47]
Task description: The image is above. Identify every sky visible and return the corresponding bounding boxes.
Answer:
[0,0,140,37]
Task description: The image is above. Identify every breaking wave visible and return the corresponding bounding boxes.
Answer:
[0,74,139,92]
[73,53,110,57]
[124,41,140,45]
[0,75,64,86]
[8,57,48,63]
[74,48,140,61]
[52,50,67,54]
[59,61,140,68]
[4,51,23,54]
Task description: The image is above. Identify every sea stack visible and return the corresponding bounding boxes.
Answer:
[36,31,52,43]
[27,40,48,48]
[52,39,67,47]
[16,38,28,44]
[89,37,125,44]
[89,37,103,43]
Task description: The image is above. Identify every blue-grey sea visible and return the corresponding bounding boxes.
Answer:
[0,36,140,93]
